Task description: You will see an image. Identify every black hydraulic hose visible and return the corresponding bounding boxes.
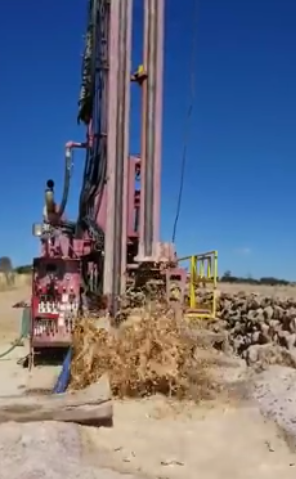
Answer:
[91,0,109,219]
[89,138,108,218]
[74,1,98,237]
[61,221,76,233]
[78,149,91,218]
[78,0,98,125]
[58,149,72,218]
[77,0,110,236]
[80,1,108,225]
[93,154,107,219]
[77,0,99,217]
[94,1,110,217]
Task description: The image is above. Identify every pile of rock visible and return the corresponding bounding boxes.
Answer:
[198,291,296,368]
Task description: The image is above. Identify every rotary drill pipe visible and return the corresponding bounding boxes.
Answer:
[103,0,132,312]
[139,0,165,259]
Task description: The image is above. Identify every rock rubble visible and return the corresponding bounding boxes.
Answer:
[199,291,296,368]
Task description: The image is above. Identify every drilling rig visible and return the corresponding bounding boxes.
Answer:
[30,0,218,368]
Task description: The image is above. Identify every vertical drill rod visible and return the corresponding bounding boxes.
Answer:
[120,0,133,295]
[139,0,165,259]
[153,0,164,249]
[113,0,132,305]
[103,0,119,298]
[103,0,132,313]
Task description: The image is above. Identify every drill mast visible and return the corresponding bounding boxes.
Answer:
[30,1,218,367]
[35,0,175,316]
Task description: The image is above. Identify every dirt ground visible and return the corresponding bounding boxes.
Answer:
[0,285,61,395]
[1,284,296,478]
[219,281,296,298]
[82,399,296,479]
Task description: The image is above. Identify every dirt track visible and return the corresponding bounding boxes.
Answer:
[0,284,296,478]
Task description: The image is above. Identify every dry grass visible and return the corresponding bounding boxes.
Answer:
[71,303,221,401]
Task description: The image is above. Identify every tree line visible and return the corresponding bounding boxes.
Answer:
[220,270,291,286]
[0,257,31,275]
[0,257,292,286]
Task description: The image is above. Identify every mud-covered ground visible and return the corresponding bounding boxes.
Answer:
[0,285,296,478]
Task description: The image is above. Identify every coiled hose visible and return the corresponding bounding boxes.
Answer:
[0,307,30,360]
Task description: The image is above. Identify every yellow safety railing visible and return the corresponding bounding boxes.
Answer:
[178,250,218,319]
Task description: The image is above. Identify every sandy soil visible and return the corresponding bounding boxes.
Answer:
[82,398,296,479]
[0,285,60,395]
[0,285,296,478]
[0,286,29,342]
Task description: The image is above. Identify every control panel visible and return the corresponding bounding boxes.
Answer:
[31,257,81,346]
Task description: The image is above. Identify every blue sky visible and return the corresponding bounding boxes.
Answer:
[0,0,296,279]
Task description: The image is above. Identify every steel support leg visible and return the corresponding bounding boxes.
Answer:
[139,0,165,259]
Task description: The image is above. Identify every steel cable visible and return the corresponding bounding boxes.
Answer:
[171,0,198,243]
